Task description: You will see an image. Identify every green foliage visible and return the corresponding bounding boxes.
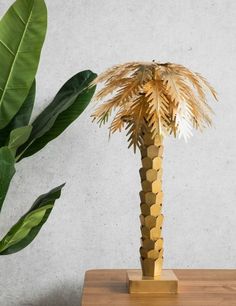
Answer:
[0,147,15,212]
[0,184,64,255]
[0,0,47,129]
[0,81,36,147]
[17,70,96,161]
[8,125,32,156]
[0,0,96,255]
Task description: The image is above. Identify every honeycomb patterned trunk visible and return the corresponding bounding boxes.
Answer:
[139,131,164,277]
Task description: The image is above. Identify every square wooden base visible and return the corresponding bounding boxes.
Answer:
[127,269,178,294]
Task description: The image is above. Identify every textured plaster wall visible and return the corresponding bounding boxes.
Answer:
[0,0,236,305]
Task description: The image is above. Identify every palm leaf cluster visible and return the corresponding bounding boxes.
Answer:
[91,61,217,151]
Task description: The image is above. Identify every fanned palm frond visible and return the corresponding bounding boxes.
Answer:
[144,79,171,136]
[91,61,217,150]
[125,95,149,151]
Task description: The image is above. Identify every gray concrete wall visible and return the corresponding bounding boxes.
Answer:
[0,0,235,305]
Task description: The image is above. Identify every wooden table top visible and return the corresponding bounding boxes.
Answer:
[81,269,236,306]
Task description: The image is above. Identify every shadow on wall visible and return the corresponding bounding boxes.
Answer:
[19,283,82,306]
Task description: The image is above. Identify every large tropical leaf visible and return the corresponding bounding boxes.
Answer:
[0,147,15,212]
[0,184,65,255]
[16,70,97,161]
[0,81,36,147]
[0,0,47,129]
[9,80,36,128]
[8,125,32,156]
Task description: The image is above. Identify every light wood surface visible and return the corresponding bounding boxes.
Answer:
[81,269,236,306]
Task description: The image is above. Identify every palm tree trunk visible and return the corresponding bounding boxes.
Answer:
[139,130,164,277]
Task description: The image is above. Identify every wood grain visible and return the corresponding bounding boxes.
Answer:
[81,269,236,306]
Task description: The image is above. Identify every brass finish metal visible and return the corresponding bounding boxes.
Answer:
[139,131,164,277]
[91,62,217,293]
[127,269,178,294]
[91,61,217,149]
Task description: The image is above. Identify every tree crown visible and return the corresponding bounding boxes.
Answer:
[92,62,217,151]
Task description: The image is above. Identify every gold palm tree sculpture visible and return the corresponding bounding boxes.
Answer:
[91,61,217,279]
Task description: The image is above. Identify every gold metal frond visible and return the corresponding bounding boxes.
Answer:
[91,61,217,151]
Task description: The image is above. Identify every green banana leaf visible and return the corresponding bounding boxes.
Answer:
[0,81,36,147]
[0,184,65,255]
[16,70,97,161]
[0,147,15,212]
[0,0,47,129]
[9,80,36,128]
[8,125,32,156]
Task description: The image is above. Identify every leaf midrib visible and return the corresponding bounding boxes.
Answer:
[0,6,34,107]
[29,75,92,137]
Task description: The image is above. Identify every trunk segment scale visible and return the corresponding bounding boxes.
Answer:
[139,131,164,277]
